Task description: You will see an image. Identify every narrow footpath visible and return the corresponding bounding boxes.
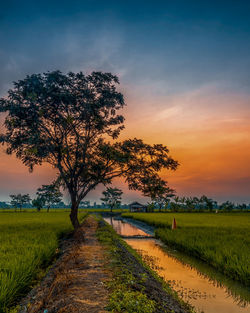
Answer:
[19,216,111,313]
[19,216,191,313]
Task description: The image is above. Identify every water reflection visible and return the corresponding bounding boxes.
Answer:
[105,217,250,313]
[158,244,250,308]
[128,239,250,313]
[104,217,150,237]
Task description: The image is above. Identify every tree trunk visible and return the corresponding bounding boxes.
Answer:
[70,201,80,229]
[47,205,50,213]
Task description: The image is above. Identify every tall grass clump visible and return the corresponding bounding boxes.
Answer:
[122,213,250,286]
[0,212,86,312]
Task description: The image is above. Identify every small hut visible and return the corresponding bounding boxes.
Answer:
[129,201,147,213]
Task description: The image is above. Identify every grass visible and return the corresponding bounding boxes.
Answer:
[96,218,155,313]
[96,216,194,313]
[0,208,129,213]
[122,212,250,286]
[0,211,86,313]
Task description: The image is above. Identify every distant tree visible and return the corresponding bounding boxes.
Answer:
[0,201,10,209]
[56,201,67,208]
[146,202,155,212]
[101,187,123,212]
[137,176,175,212]
[9,194,31,211]
[200,195,217,212]
[220,201,235,211]
[80,200,90,208]
[32,197,45,212]
[154,187,175,212]
[36,183,62,212]
[192,197,201,210]
[179,196,187,209]
[184,197,195,211]
[171,196,181,212]
[237,203,247,211]
[0,71,178,228]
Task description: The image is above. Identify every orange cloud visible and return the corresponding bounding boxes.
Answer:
[0,84,250,203]
[119,84,250,202]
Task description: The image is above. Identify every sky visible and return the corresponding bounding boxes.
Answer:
[0,0,250,204]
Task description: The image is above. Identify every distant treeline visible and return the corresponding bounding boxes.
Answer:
[0,200,129,210]
[150,195,250,212]
[1,194,249,212]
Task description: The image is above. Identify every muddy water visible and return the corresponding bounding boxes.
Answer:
[104,217,250,313]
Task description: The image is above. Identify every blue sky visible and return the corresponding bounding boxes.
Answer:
[1,0,250,94]
[0,1,250,203]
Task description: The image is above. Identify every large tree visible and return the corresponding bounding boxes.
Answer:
[101,187,123,212]
[0,71,179,228]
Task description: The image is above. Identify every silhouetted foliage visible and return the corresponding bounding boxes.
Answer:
[32,197,45,212]
[9,194,31,211]
[101,187,123,212]
[138,176,175,212]
[79,200,90,208]
[36,183,62,212]
[0,201,10,209]
[0,71,178,228]
[220,201,234,211]
[155,187,175,212]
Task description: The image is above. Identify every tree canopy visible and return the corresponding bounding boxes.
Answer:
[101,187,123,212]
[139,176,175,211]
[36,183,62,212]
[32,197,44,212]
[0,71,179,228]
[9,194,31,211]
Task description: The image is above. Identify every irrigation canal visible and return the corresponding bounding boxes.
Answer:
[104,216,250,313]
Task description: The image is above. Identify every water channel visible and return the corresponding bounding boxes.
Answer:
[104,217,250,313]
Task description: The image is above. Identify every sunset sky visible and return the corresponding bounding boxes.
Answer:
[0,1,250,204]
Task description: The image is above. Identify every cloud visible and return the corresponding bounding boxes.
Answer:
[154,105,183,121]
[168,174,250,203]
[1,3,250,203]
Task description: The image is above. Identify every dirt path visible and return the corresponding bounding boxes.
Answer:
[19,216,111,313]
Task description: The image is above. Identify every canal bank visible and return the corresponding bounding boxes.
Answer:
[104,216,250,313]
[97,216,193,313]
[18,215,191,313]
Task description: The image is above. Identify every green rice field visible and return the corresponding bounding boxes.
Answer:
[0,212,86,312]
[122,213,250,286]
